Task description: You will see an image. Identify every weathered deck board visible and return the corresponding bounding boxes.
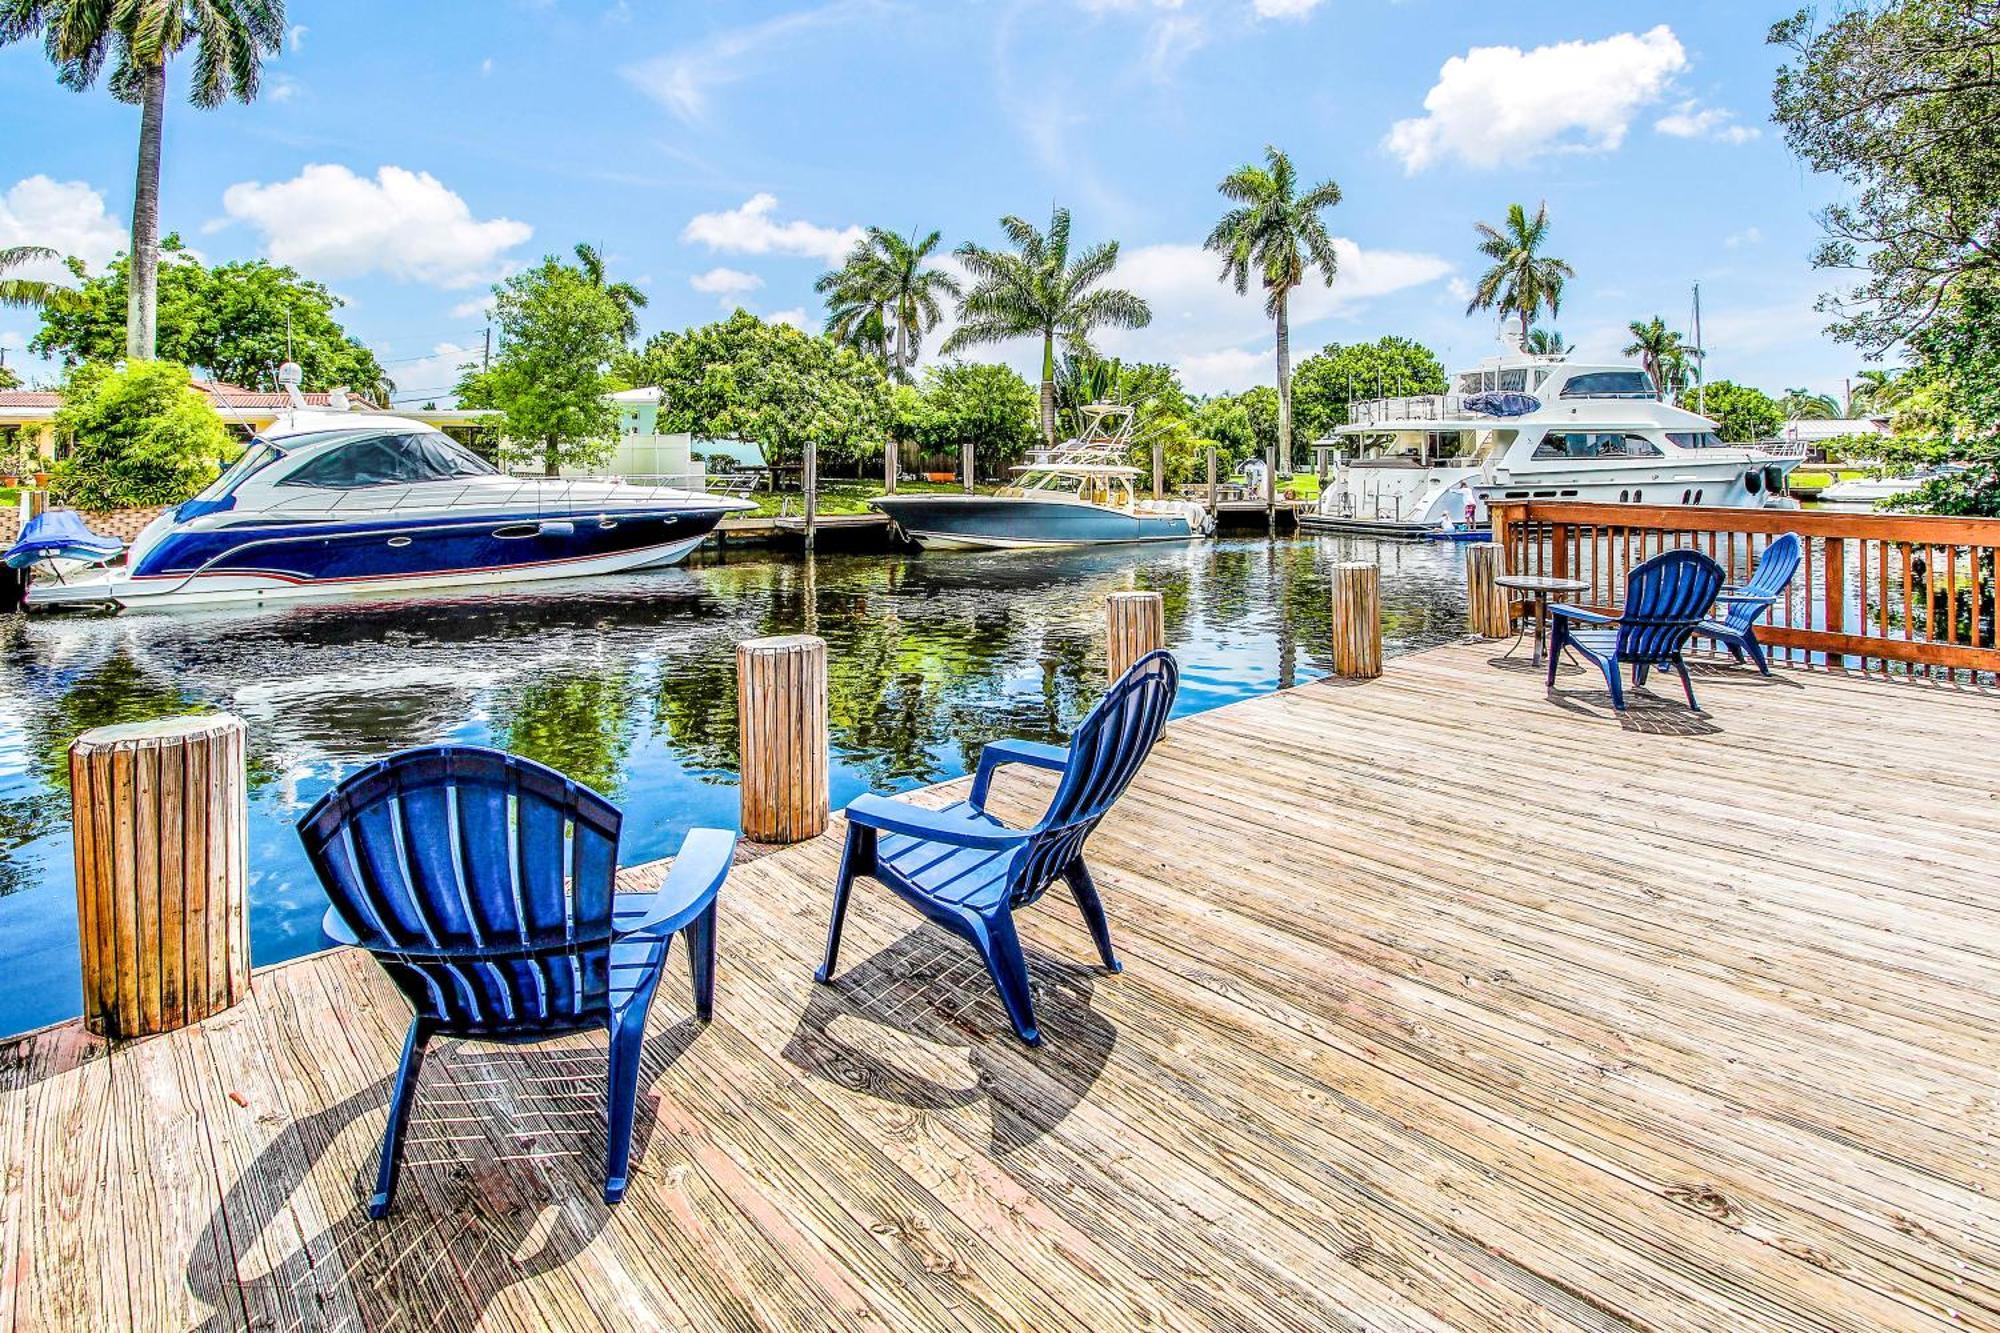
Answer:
[4,640,1997,1332]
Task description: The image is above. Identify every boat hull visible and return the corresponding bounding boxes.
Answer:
[27,507,725,610]
[871,495,1197,550]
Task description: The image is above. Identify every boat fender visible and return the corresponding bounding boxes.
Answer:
[538,519,576,537]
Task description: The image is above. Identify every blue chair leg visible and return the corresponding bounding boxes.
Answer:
[1743,631,1769,676]
[1545,622,1567,689]
[816,826,873,984]
[1674,658,1700,710]
[970,910,1040,1045]
[685,900,718,1020]
[1633,662,1650,687]
[1601,655,1627,711]
[1064,859,1121,973]
[370,1017,433,1219]
[604,1011,648,1204]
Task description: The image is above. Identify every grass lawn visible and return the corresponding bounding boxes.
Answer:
[1790,469,1870,489]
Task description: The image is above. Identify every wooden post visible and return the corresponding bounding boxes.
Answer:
[736,635,828,843]
[1105,591,1165,681]
[1206,445,1218,516]
[70,714,249,1039]
[1466,542,1512,638]
[1264,446,1276,534]
[962,439,976,494]
[883,435,898,495]
[1151,437,1164,500]
[801,437,819,554]
[1329,562,1382,680]
[1824,535,1846,636]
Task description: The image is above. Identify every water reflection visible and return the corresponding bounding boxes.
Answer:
[0,534,1470,1035]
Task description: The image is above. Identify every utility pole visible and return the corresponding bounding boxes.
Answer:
[483,326,492,372]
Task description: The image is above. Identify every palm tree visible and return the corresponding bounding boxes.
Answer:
[944,206,1151,446]
[1622,317,1688,396]
[1466,202,1574,343]
[1524,327,1568,356]
[2,0,285,362]
[815,228,960,383]
[1848,368,1907,417]
[1780,388,1841,420]
[573,243,648,343]
[0,245,69,310]
[1204,145,1342,475]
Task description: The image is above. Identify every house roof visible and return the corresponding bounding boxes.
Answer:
[191,380,380,410]
[0,392,62,409]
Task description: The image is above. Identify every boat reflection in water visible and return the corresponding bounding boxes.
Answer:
[0,535,1468,1034]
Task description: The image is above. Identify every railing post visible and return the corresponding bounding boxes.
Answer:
[1824,534,1846,636]
[1329,562,1382,680]
[1465,543,1512,638]
[736,635,829,844]
[1550,520,1571,582]
[70,714,249,1039]
[1105,591,1165,681]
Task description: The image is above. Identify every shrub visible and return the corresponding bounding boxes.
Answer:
[51,360,236,510]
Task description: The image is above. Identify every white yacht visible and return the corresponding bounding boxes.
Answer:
[1816,464,1964,511]
[1304,337,1805,537]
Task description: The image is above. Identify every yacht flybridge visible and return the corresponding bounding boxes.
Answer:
[24,408,752,611]
[1306,338,1805,537]
[871,404,1212,550]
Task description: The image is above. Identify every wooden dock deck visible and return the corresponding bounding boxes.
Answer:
[4,640,1998,1331]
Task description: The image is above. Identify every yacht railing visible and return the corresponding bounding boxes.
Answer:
[1751,438,1812,461]
[1344,395,1465,426]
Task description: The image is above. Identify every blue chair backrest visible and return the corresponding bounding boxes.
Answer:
[1616,550,1726,664]
[1012,650,1179,907]
[298,746,623,1034]
[1717,532,1802,635]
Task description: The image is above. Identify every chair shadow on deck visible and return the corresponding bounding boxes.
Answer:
[182,1014,705,1331]
[782,925,1116,1153]
[1544,678,1726,736]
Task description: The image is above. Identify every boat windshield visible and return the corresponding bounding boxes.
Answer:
[276,429,500,490]
[189,440,285,504]
[1666,431,1730,449]
[1558,371,1657,400]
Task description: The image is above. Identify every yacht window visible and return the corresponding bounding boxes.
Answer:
[1456,372,1483,395]
[1498,369,1527,392]
[189,440,283,503]
[1666,430,1729,449]
[1558,371,1657,399]
[1532,432,1666,460]
[278,431,499,489]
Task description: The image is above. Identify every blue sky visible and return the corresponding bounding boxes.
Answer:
[1,0,1862,405]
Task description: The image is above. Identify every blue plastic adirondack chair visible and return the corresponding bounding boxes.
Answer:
[297,745,734,1217]
[1696,532,1802,676]
[815,649,1179,1045]
[1547,549,1725,711]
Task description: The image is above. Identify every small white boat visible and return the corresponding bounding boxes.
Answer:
[871,405,1212,550]
[1816,465,1964,511]
[27,408,752,611]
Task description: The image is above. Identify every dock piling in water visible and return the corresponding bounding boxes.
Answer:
[736,635,829,843]
[1105,591,1165,681]
[1465,542,1513,639]
[1330,562,1382,679]
[69,714,249,1038]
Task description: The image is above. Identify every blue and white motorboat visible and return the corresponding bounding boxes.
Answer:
[5,508,126,573]
[870,404,1212,551]
[25,409,752,611]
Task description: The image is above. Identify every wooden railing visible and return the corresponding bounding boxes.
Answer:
[1489,501,2000,678]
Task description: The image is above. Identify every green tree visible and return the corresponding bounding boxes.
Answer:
[480,256,626,476]
[1880,281,2000,515]
[1848,367,1909,416]
[1780,387,1842,420]
[50,359,236,508]
[1466,201,1573,341]
[572,242,648,343]
[1622,317,1690,396]
[0,244,69,310]
[1203,145,1342,474]
[33,237,390,397]
[1771,1,2000,352]
[1524,327,1569,356]
[815,228,959,383]
[1697,380,1786,442]
[1290,336,1448,442]
[912,361,1039,475]
[1191,395,1256,468]
[611,329,679,389]
[944,206,1152,447]
[654,310,890,468]
[1,0,284,361]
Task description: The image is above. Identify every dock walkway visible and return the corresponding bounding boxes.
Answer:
[4,640,1997,1330]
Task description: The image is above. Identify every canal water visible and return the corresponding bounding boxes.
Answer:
[0,533,1471,1036]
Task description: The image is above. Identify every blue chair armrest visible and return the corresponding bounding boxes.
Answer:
[322,905,363,947]
[970,737,1069,809]
[615,827,735,937]
[1716,591,1778,607]
[1549,603,1614,625]
[843,792,1034,850]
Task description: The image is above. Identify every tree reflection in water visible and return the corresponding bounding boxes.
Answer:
[0,536,1468,1034]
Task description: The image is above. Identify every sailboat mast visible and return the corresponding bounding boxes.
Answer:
[1692,281,1705,418]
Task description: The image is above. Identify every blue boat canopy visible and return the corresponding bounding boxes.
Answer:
[1463,391,1541,418]
[4,509,126,570]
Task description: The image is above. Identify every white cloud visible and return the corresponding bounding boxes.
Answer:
[1252,0,1322,16]
[449,295,495,320]
[220,164,532,288]
[388,341,481,403]
[287,23,307,51]
[1654,100,1760,144]
[623,3,869,123]
[266,74,299,103]
[1385,26,1688,173]
[479,57,494,76]
[689,266,764,295]
[0,176,127,278]
[681,194,861,265]
[766,308,808,330]
[1178,347,1270,395]
[1724,226,1762,250]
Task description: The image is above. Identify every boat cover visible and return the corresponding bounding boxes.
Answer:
[1463,391,1541,418]
[4,509,126,570]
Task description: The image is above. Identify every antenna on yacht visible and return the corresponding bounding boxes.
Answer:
[1691,281,1706,416]
[277,360,308,411]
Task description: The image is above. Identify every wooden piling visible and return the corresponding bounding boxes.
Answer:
[802,438,819,553]
[1465,542,1513,639]
[1151,438,1164,500]
[962,440,976,494]
[1206,445,1218,516]
[69,714,249,1039]
[883,435,898,495]
[1329,563,1381,680]
[737,635,828,843]
[1105,591,1165,681]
